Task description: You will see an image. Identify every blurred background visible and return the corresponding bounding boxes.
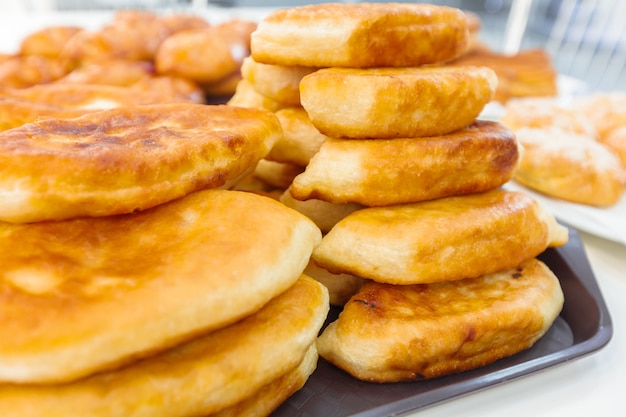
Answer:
[0,0,624,92]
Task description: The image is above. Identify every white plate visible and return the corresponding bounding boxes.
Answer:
[505,181,626,246]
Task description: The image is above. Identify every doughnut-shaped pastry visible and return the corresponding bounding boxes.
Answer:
[300,66,497,139]
[317,258,564,382]
[312,188,568,285]
[0,103,281,223]
[251,3,469,68]
[290,120,519,206]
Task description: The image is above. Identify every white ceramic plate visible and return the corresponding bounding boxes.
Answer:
[505,181,626,246]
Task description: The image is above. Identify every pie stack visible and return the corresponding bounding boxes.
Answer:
[239,2,569,383]
[0,102,329,416]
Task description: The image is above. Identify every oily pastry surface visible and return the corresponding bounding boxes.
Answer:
[312,189,568,285]
[299,65,497,139]
[0,103,281,223]
[290,120,519,206]
[317,258,564,382]
[0,276,329,416]
[0,189,322,384]
[514,127,625,206]
[251,3,468,68]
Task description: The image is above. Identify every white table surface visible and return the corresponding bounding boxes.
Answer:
[1,8,624,417]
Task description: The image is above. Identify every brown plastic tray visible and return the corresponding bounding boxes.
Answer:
[272,227,613,417]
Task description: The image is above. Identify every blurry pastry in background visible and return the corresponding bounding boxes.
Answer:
[500,97,597,137]
[513,126,625,206]
[0,83,190,110]
[19,26,82,58]
[59,14,165,65]
[131,75,206,103]
[0,55,70,88]
[155,19,256,96]
[602,125,626,168]
[572,91,626,140]
[450,48,557,103]
[56,59,153,86]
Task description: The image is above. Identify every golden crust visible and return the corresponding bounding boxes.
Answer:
[0,190,322,384]
[300,65,497,139]
[0,276,328,416]
[241,57,317,106]
[312,189,568,285]
[270,106,328,166]
[513,127,625,206]
[227,79,286,112]
[0,103,281,223]
[251,3,468,67]
[290,120,519,206]
[317,258,564,382]
[209,344,319,417]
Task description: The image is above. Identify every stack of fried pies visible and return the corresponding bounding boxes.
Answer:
[242,2,569,382]
[0,102,329,416]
